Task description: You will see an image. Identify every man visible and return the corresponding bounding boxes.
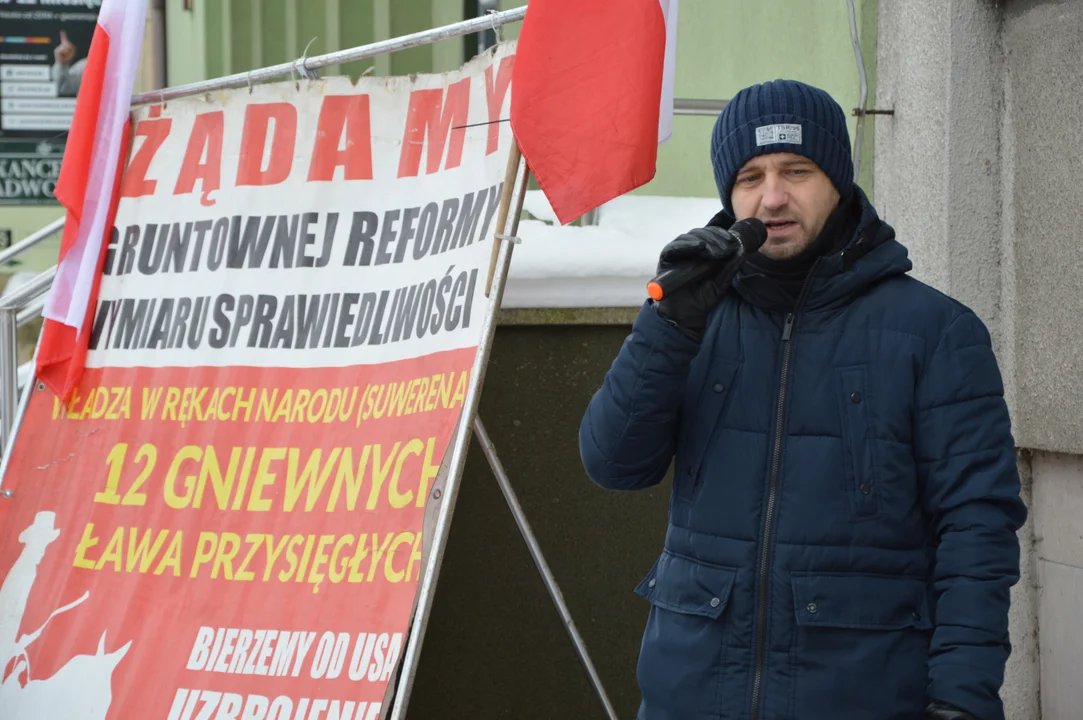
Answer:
[578,79,1025,720]
[51,30,85,98]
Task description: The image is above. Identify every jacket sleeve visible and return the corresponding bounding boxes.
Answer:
[578,301,702,491]
[915,310,1028,720]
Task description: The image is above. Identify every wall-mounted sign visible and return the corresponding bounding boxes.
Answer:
[0,1,102,140]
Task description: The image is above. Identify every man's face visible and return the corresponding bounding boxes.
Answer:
[730,153,841,261]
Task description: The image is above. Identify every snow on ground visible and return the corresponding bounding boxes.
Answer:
[502,191,723,308]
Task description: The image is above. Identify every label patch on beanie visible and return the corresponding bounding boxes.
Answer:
[755,123,802,146]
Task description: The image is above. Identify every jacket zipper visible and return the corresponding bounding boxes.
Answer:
[749,263,820,720]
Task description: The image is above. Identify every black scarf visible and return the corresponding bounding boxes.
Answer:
[742,189,861,303]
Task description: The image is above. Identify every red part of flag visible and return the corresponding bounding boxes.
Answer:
[35,18,128,401]
[52,23,110,231]
[510,0,667,225]
[36,121,130,401]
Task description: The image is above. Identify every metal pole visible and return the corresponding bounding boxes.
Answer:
[0,351,37,492]
[0,266,58,312]
[847,0,869,181]
[16,295,46,328]
[0,263,53,478]
[472,416,620,720]
[0,322,42,490]
[673,97,729,116]
[130,6,528,107]
[0,308,20,454]
[388,152,529,720]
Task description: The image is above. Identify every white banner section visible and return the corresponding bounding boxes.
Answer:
[87,42,517,369]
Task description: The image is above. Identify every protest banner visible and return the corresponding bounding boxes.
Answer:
[0,39,516,720]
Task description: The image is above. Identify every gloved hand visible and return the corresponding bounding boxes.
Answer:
[925,699,979,719]
[651,226,742,342]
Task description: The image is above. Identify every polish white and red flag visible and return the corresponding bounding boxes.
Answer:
[510,0,679,225]
[37,0,147,399]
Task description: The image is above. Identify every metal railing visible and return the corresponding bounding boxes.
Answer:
[0,217,64,266]
[0,226,63,449]
[130,7,529,106]
[0,267,57,440]
[847,0,869,180]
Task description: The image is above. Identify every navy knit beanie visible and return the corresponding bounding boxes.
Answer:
[711,79,853,209]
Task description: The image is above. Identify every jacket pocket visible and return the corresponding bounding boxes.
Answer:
[837,365,880,520]
[790,572,931,718]
[633,550,737,715]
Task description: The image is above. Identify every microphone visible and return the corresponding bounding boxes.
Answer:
[646,218,768,301]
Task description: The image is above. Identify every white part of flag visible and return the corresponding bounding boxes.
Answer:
[658,0,679,145]
[43,0,148,329]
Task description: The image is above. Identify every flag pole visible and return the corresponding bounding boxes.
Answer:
[485,140,525,298]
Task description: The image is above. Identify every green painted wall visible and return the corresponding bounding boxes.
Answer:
[390,2,433,75]
[643,0,878,203]
[341,0,378,76]
[164,0,207,86]
[164,0,454,83]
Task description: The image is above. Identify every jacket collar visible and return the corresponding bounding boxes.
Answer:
[709,185,912,313]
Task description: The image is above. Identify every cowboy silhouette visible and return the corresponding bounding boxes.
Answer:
[0,511,132,719]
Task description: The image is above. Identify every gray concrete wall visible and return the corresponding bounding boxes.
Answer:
[872,0,1004,348]
[875,0,1083,717]
[1032,451,1083,720]
[1001,0,1083,456]
[1007,453,1042,720]
[987,7,1083,717]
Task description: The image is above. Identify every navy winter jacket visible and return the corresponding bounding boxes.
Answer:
[579,188,1026,720]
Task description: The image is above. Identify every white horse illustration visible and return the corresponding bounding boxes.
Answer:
[0,511,132,719]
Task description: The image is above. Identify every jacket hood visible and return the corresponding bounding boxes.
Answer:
[708,185,912,312]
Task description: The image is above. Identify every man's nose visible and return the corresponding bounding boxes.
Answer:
[760,175,788,211]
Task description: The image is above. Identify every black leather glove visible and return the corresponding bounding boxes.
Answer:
[651,226,742,342]
[925,699,979,719]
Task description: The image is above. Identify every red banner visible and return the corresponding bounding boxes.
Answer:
[0,42,516,720]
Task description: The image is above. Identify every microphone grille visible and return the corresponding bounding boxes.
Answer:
[730,218,767,253]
